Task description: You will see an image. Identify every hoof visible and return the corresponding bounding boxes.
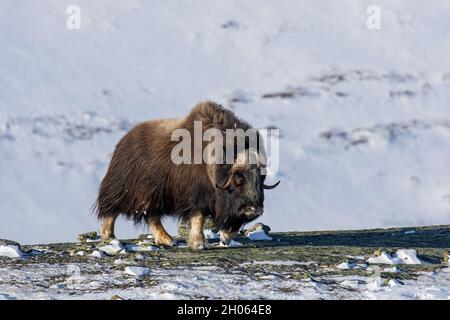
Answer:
[100,234,116,242]
[188,240,210,250]
[155,238,174,247]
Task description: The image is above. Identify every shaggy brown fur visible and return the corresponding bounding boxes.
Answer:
[95,101,275,248]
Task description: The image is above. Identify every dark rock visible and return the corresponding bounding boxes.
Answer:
[0,239,21,247]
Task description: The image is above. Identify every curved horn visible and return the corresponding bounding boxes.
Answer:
[215,175,233,190]
[263,180,281,190]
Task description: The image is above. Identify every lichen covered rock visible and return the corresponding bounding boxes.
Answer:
[77,231,99,242]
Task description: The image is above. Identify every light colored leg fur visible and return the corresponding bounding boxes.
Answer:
[149,217,174,247]
[188,212,208,250]
[100,216,117,240]
[219,230,237,245]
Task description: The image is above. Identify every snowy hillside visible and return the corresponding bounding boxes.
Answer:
[1,0,450,243]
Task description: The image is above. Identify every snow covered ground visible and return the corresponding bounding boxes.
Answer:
[1,252,449,300]
[1,264,448,300]
[1,1,450,244]
[1,226,449,300]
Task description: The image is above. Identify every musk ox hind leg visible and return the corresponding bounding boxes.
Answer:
[187,211,209,250]
[148,216,174,247]
[100,215,117,240]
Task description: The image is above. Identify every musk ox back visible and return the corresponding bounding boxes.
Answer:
[95,101,280,249]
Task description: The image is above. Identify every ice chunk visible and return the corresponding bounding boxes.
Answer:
[247,229,272,241]
[367,249,422,265]
[395,249,422,264]
[336,262,355,270]
[124,266,150,278]
[368,252,401,265]
[0,245,24,258]
[89,250,107,258]
[98,239,124,255]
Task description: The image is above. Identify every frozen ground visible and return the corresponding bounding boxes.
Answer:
[1,261,450,300]
[1,1,450,244]
[1,225,449,300]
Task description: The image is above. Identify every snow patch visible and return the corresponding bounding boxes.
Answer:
[336,261,367,270]
[383,266,399,273]
[367,249,422,265]
[246,230,272,241]
[124,266,150,278]
[0,245,24,259]
[113,258,128,265]
[387,279,403,287]
[203,229,220,240]
[98,240,124,255]
[125,243,159,252]
[336,262,355,270]
[218,240,243,247]
[89,250,107,258]
[366,277,385,292]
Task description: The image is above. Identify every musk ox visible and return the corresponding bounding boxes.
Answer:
[95,101,280,249]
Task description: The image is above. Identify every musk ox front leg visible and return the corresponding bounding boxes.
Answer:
[187,211,209,250]
[100,215,117,240]
[148,217,174,247]
[219,230,238,246]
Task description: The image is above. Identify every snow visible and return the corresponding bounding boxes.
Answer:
[246,230,273,241]
[336,261,368,270]
[98,240,124,255]
[0,245,24,259]
[218,240,243,247]
[395,249,423,265]
[383,266,399,273]
[124,266,150,278]
[203,229,220,240]
[367,249,422,265]
[125,243,159,252]
[1,261,449,300]
[368,252,400,265]
[89,250,106,258]
[366,276,385,292]
[0,1,449,246]
[1,0,448,300]
[336,262,356,270]
[387,279,403,287]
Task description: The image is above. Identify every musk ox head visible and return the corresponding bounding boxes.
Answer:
[210,149,280,245]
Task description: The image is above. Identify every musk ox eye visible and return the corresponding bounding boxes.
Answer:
[233,173,244,186]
